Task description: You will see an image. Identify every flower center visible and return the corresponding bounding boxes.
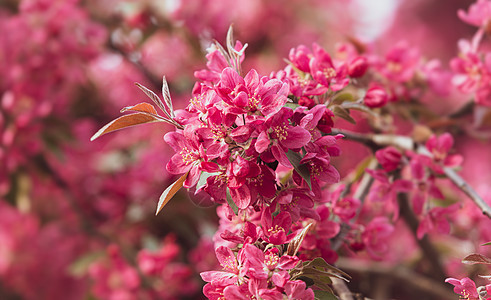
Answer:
[272,126,288,141]
[179,147,199,165]
[268,224,285,236]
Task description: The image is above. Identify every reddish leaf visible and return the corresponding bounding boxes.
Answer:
[155,172,188,215]
[120,102,158,115]
[90,113,161,141]
[462,253,491,265]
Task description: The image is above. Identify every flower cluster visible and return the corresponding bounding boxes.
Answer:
[166,42,341,211]
[6,0,491,298]
[201,244,314,299]
[451,0,491,106]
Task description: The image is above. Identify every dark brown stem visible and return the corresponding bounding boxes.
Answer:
[397,193,447,281]
[448,100,475,119]
[336,257,455,300]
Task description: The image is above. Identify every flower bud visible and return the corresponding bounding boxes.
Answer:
[298,96,315,109]
[375,146,402,172]
[364,84,388,108]
[348,56,368,78]
[317,109,335,133]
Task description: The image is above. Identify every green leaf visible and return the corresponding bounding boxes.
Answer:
[196,172,219,191]
[155,172,188,215]
[286,150,312,189]
[284,102,301,109]
[314,290,339,300]
[226,188,239,215]
[297,276,315,287]
[331,93,354,105]
[482,241,491,246]
[309,276,333,291]
[300,267,337,278]
[69,251,105,277]
[462,253,491,265]
[303,258,351,281]
[341,102,377,117]
[348,156,374,183]
[331,105,356,124]
[142,235,161,251]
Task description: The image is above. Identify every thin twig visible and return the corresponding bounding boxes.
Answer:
[443,167,491,219]
[332,277,354,300]
[332,161,376,251]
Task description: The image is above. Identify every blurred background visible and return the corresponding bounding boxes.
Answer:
[0,0,488,299]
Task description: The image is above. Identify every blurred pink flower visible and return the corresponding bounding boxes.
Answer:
[458,0,491,28]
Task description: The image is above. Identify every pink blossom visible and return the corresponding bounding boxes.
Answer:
[425,133,463,173]
[261,210,295,245]
[315,206,341,238]
[416,204,459,239]
[289,45,312,73]
[255,107,311,168]
[283,280,315,300]
[458,0,491,28]
[89,245,141,300]
[348,56,369,78]
[405,154,445,215]
[200,246,245,286]
[378,41,420,83]
[375,146,402,172]
[362,217,394,260]
[445,277,480,300]
[309,43,349,91]
[367,169,413,220]
[335,42,369,78]
[242,245,299,280]
[277,188,317,221]
[195,48,231,84]
[364,84,389,108]
[216,67,289,117]
[333,196,361,222]
[451,46,483,94]
[164,127,207,188]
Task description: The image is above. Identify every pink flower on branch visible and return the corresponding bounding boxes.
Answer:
[164,126,219,188]
[216,67,289,117]
[445,277,480,300]
[255,107,311,168]
[458,0,491,28]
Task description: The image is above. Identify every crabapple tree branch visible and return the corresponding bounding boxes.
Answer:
[331,128,491,219]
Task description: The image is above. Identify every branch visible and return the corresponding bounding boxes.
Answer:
[332,161,376,251]
[332,128,491,220]
[398,193,447,281]
[443,166,491,219]
[336,257,455,300]
[332,277,354,300]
